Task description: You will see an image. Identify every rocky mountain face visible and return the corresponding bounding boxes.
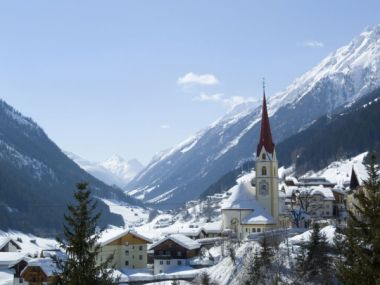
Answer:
[66,152,143,188]
[0,100,139,235]
[126,25,380,208]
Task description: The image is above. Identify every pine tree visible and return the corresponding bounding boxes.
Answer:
[259,234,274,268]
[53,182,117,285]
[295,223,332,283]
[243,249,263,285]
[336,153,380,284]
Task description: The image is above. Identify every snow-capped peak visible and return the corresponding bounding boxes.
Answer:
[65,152,144,188]
[269,24,380,115]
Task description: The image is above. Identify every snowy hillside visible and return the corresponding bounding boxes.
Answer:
[303,152,368,187]
[126,24,380,208]
[0,98,139,234]
[66,152,143,188]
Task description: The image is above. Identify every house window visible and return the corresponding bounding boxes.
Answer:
[160,260,163,265]
[125,260,129,266]
[245,228,248,232]
[139,245,143,251]
[257,228,261,232]
[166,260,170,265]
[160,270,163,273]
[177,251,182,257]
[139,255,143,260]
[125,250,129,256]
[262,153,266,160]
[177,260,182,266]
[262,166,267,176]
[252,228,256,232]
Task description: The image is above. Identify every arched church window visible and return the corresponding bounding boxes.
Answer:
[262,166,267,176]
[262,153,266,160]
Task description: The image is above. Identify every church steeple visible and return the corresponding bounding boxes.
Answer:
[256,82,275,157]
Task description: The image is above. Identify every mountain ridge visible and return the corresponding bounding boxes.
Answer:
[126,24,380,208]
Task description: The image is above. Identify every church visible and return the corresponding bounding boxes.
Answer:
[221,88,281,240]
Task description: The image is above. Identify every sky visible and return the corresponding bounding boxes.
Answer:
[0,1,379,165]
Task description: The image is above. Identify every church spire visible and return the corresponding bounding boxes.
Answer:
[256,80,275,157]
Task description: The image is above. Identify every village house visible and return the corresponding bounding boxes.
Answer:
[16,258,58,285]
[96,227,151,270]
[0,237,21,252]
[150,234,201,274]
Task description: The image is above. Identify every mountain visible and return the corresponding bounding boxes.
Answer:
[276,86,380,174]
[66,152,143,188]
[201,87,380,198]
[0,100,140,235]
[126,24,380,208]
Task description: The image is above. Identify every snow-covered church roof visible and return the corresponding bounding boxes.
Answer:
[221,182,256,210]
[222,181,276,225]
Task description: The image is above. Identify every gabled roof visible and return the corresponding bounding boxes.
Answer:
[242,208,276,225]
[256,93,275,156]
[150,234,201,251]
[21,258,58,277]
[0,252,28,267]
[97,227,152,247]
[0,237,21,251]
[350,167,360,190]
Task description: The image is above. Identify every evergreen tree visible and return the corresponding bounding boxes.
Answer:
[259,234,274,268]
[336,154,380,284]
[53,182,117,285]
[295,223,332,283]
[243,249,263,285]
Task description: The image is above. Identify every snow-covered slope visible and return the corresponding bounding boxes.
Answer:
[302,152,368,187]
[66,152,143,188]
[126,25,380,208]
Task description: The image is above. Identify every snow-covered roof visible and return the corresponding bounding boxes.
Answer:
[0,237,21,251]
[97,227,152,247]
[282,185,336,201]
[21,258,58,277]
[308,186,335,201]
[150,234,201,251]
[221,182,256,210]
[202,221,223,233]
[241,206,276,225]
[0,252,28,267]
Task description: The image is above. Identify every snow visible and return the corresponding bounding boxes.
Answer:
[150,234,201,251]
[21,258,58,277]
[100,199,149,227]
[0,230,59,257]
[305,152,368,187]
[0,252,27,267]
[0,269,13,285]
[221,183,256,210]
[66,152,143,188]
[288,225,336,245]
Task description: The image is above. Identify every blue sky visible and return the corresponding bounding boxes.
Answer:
[0,1,379,164]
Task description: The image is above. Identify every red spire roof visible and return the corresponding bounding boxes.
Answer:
[256,91,275,156]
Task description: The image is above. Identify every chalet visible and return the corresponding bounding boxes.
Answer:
[0,237,21,252]
[150,234,201,274]
[18,258,58,285]
[0,252,27,270]
[96,227,151,270]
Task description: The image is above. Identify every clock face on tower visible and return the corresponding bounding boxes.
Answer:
[259,181,269,196]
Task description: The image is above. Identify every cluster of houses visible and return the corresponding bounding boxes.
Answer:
[0,222,224,285]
